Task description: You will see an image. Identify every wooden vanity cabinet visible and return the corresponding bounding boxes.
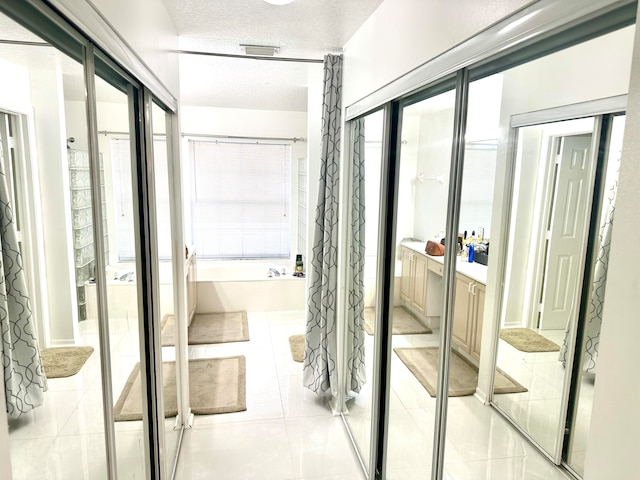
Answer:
[400,246,428,316]
[452,272,485,362]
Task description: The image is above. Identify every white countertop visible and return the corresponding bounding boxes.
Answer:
[401,241,488,285]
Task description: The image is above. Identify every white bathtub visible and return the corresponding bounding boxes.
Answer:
[85,261,177,320]
[195,260,307,313]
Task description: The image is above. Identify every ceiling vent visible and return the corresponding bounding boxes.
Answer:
[241,44,279,56]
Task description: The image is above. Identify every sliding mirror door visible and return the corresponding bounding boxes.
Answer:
[343,108,384,473]
[385,85,456,479]
[564,113,625,477]
[150,99,185,475]
[490,24,634,465]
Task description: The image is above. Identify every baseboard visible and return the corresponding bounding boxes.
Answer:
[48,338,76,347]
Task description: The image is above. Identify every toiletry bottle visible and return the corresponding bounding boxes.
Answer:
[468,243,475,263]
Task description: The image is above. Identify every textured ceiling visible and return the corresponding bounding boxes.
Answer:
[164,0,384,58]
[165,0,384,110]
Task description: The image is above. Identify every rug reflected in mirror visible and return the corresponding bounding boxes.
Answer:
[499,328,560,353]
[113,356,246,421]
[394,347,527,397]
[364,307,432,335]
[161,311,249,346]
[41,346,94,378]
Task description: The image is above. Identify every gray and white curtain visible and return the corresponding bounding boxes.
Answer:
[303,54,343,395]
[345,118,366,393]
[559,152,620,374]
[303,54,367,396]
[0,139,46,419]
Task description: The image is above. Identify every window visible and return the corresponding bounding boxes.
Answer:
[190,140,291,259]
[111,136,171,261]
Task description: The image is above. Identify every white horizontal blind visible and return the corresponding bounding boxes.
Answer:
[190,140,291,259]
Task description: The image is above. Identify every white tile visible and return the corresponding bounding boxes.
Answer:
[175,420,296,480]
[285,416,363,478]
[8,389,84,439]
[279,374,334,418]
[443,454,571,480]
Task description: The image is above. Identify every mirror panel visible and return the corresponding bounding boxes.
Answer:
[490,24,635,462]
[385,88,457,479]
[344,109,384,472]
[564,114,625,476]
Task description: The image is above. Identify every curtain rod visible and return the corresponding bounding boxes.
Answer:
[178,49,324,64]
[97,130,305,143]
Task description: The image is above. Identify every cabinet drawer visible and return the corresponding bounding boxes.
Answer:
[427,260,444,276]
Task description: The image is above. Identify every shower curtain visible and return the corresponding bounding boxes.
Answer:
[559,152,620,374]
[0,140,46,419]
[303,55,364,396]
[345,118,366,393]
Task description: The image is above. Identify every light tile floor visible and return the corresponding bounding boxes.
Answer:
[346,317,574,480]
[8,311,582,480]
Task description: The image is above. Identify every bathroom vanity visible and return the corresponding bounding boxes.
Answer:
[400,242,488,363]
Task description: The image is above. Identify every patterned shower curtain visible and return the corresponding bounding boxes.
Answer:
[559,151,620,374]
[303,55,367,396]
[0,139,46,419]
[345,118,366,393]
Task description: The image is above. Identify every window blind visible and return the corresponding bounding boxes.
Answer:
[190,140,291,259]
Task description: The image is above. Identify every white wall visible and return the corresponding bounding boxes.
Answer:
[585,8,640,478]
[342,0,531,107]
[30,68,79,345]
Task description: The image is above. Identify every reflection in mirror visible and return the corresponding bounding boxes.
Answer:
[385,88,456,478]
[151,101,180,474]
[564,115,625,476]
[94,75,149,476]
[494,117,597,456]
[0,11,114,477]
[344,109,384,472]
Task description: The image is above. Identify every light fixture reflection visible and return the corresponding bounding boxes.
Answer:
[264,0,295,5]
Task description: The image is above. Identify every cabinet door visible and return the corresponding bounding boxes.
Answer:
[470,283,485,362]
[411,254,428,314]
[452,275,473,352]
[400,247,412,302]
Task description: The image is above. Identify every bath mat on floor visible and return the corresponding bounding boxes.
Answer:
[499,328,560,353]
[364,307,432,335]
[113,356,246,421]
[161,311,249,346]
[288,334,305,362]
[41,346,94,378]
[393,347,527,397]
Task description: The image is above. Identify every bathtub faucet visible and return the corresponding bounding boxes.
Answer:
[268,267,281,277]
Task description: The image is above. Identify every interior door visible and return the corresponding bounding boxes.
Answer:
[539,134,594,330]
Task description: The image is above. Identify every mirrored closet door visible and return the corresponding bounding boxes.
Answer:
[343,108,385,474]
[490,23,634,470]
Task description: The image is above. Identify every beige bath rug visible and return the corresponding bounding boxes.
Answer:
[394,347,527,397]
[364,307,432,335]
[113,356,246,421]
[288,334,305,362]
[41,346,94,378]
[499,328,560,353]
[161,311,249,346]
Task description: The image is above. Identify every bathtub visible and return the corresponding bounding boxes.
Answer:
[85,261,181,321]
[195,260,306,313]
